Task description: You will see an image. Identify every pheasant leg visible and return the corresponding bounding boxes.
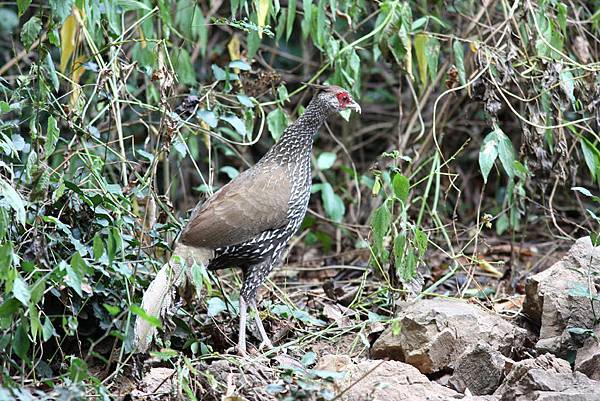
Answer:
[251,304,273,350]
[236,296,248,355]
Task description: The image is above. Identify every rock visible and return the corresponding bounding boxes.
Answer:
[371,298,528,373]
[494,353,600,401]
[523,236,600,357]
[131,367,176,399]
[449,342,509,395]
[575,327,600,380]
[339,359,462,401]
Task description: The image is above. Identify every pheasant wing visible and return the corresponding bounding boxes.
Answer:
[179,165,291,249]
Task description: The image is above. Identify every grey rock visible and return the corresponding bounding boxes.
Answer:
[494,353,600,401]
[575,327,600,381]
[340,359,462,401]
[449,342,509,395]
[371,298,528,374]
[523,236,600,357]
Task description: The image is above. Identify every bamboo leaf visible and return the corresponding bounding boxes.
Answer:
[414,33,428,85]
[257,0,270,38]
[479,131,499,184]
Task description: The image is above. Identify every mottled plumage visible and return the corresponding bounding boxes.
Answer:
[135,85,360,354]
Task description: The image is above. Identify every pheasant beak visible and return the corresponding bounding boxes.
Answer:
[347,99,361,114]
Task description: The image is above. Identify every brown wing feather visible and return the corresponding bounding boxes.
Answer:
[179,164,291,249]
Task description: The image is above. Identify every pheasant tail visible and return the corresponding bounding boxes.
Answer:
[134,244,213,352]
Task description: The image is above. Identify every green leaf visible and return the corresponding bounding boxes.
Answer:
[286,0,296,40]
[49,0,73,23]
[220,114,247,137]
[131,304,162,328]
[426,36,440,83]
[17,0,31,16]
[0,298,20,318]
[371,203,391,253]
[13,323,30,361]
[414,33,428,85]
[267,107,289,140]
[21,16,41,48]
[0,177,26,225]
[69,357,89,382]
[13,276,30,306]
[320,183,345,223]
[118,0,152,11]
[93,234,104,260]
[45,115,59,156]
[45,52,60,92]
[571,186,594,198]
[173,49,196,85]
[0,241,13,269]
[392,173,410,203]
[42,317,56,341]
[495,128,515,178]
[207,297,227,317]
[197,110,218,128]
[229,60,251,70]
[393,234,406,271]
[453,40,466,85]
[316,152,336,170]
[479,131,499,184]
[301,0,312,39]
[414,228,428,257]
[580,137,599,182]
[237,95,254,108]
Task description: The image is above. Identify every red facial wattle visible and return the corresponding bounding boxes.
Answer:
[336,91,352,109]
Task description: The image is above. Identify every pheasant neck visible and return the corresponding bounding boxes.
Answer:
[268,99,329,162]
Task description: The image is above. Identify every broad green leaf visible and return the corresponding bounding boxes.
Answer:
[69,357,89,382]
[496,128,515,178]
[403,250,416,281]
[559,69,575,104]
[479,131,499,184]
[229,60,251,70]
[45,115,59,156]
[571,186,593,197]
[0,177,26,225]
[414,33,428,85]
[13,323,30,361]
[13,276,30,306]
[220,114,247,137]
[0,242,13,269]
[0,298,20,318]
[392,173,410,203]
[173,49,196,85]
[267,107,289,140]
[316,152,336,170]
[21,16,41,48]
[93,234,104,260]
[371,203,391,253]
[453,40,466,85]
[42,317,56,341]
[17,0,31,16]
[393,234,406,272]
[59,15,77,72]
[286,0,296,40]
[49,0,74,23]
[320,182,345,223]
[301,0,312,39]
[118,0,152,11]
[207,297,227,317]
[237,95,254,107]
[580,137,599,181]
[414,228,428,257]
[45,52,59,92]
[197,110,218,128]
[131,305,162,328]
[426,36,440,83]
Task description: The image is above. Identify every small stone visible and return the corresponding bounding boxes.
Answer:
[449,342,509,395]
[575,327,600,381]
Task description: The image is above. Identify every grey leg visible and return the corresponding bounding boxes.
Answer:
[250,304,273,350]
[236,296,248,355]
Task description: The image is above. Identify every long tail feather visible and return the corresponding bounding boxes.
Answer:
[133,244,212,353]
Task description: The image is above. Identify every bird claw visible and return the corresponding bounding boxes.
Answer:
[258,339,273,351]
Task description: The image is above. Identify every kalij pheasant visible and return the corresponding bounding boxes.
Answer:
[134,86,360,354]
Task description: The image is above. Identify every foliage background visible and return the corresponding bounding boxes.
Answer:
[0,0,598,398]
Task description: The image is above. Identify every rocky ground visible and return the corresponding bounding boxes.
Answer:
[126,237,600,400]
